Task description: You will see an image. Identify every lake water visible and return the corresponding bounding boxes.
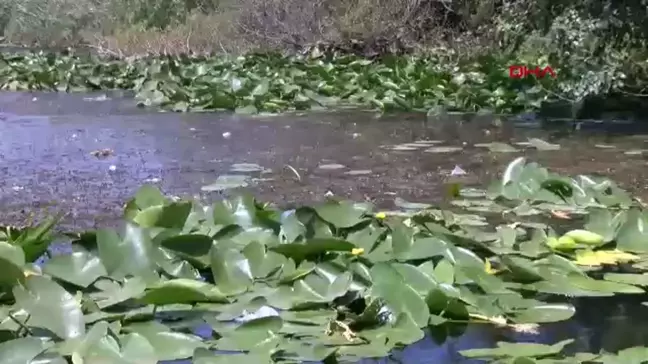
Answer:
[2,90,648,363]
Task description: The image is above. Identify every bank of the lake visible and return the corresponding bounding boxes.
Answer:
[1,50,646,119]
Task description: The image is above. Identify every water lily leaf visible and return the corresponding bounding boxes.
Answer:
[270,238,356,261]
[217,316,284,352]
[124,322,206,361]
[527,138,560,151]
[42,248,107,288]
[96,224,158,283]
[210,246,254,295]
[390,221,414,257]
[0,337,50,363]
[13,275,85,339]
[90,277,147,310]
[317,163,346,170]
[113,333,157,364]
[279,211,306,243]
[132,202,192,229]
[394,197,431,210]
[510,304,575,323]
[133,185,166,209]
[159,234,214,258]
[230,163,265,173]
[0,241,26,287]
[314,201,369,228]
[566,273,643,294]
[211,194,260,228]
[459,339,573,358]
[201,175,249,192]
[615,208,648,252]
[603,273,648,286]
[424,146,463,153]
[475,142,518,153]
[138,278,229,305]
[573,250,640,267]
[370,262,429,327]
[433,259,455,285]
[193,348,273,364]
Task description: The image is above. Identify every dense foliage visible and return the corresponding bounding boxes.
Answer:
[1,0,647,115]
[2,157,648,363]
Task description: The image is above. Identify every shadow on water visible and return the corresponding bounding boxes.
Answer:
[2,91,648,363]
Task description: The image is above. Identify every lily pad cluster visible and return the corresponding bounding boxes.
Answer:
[1,157,648,363]
[0,51,555,114]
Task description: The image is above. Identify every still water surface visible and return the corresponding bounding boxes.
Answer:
[1,91,648,363]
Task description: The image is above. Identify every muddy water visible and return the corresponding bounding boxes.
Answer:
[2,91,648,363]
[2,91,648,230]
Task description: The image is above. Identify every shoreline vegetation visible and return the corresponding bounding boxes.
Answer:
[0,0,647,115]
[2,157,648,362]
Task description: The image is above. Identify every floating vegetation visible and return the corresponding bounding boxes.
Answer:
[200,175,250,191]
[317,163,346,170]
[423,146,464,153]
[1,157,648,362]
[0,51,557,114]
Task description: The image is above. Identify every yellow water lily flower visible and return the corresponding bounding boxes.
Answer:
[351,248,365,256]
[573,249,640,266]
[484,259,499,275]
[374,212,387,219]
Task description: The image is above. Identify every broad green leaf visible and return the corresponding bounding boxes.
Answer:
[13,275,85,339]
[460,339,574,358]
[510,304,576,323]
[138,278,229,305]
[314,201,369,228]
[42,248,107,288]
[370,262,429,327]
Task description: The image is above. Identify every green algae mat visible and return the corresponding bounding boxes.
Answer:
[2,156,648,363]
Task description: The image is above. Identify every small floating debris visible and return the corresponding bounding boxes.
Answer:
[344,169,373,176]
[235,305,280,323]
[594,144,616,149]
[424,146,463,153]
[222,131,232,139]
[229,163,266,173]
[189,127,196,131]
[201,175,249,192]
[318,163,346,170]
[352,133,361,139]
[527,138,560,151]
[144,178,161,183]
[108,165,117,172]
[450,165,467,176]
[83,94,109,102]
[474,142,518,153]
[388,145,419,151]
[412,140,444,145]
[394,197,432,210]
[90,148,114,158]
[324,190,334,197]
[624,149,647,155]
[12,185,24,192]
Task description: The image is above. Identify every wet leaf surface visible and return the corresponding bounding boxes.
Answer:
[0,158,647,363]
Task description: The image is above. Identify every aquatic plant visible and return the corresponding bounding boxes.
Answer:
[0,51,559,114]
[0,157,647,362]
